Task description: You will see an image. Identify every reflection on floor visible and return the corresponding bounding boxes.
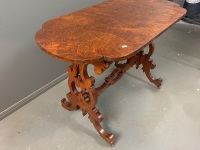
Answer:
[0,22,200,150]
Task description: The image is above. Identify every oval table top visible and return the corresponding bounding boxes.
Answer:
[35,0,186,64]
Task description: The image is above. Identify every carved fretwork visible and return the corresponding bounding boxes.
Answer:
[61,43,162,146]
[95,56,138,95]
[96,43,162,96]
[93,61,112,75]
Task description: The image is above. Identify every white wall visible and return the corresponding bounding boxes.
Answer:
[0,0,106,113]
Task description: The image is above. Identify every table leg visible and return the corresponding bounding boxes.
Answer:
[135,43,163,87]
[61,63,115,146]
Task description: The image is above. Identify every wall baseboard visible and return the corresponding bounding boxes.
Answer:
[0,73,68,120]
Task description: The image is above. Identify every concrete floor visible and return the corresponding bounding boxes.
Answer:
[0,22,200,150]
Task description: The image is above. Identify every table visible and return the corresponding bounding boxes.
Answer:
[35,0,186,146]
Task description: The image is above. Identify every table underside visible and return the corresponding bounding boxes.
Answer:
[61,42,162,146]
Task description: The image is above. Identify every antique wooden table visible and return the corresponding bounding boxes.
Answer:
[35,0,186,146]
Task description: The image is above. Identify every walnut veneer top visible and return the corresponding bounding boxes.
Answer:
[35,0,186,63]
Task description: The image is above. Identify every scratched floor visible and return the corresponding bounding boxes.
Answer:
[0,21,200,150]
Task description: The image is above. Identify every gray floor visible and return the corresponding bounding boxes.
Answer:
[0,22,200,150]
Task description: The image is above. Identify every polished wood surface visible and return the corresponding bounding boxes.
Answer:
[35,0,186,63]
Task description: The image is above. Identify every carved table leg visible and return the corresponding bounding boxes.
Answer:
[61,64,115,146]
[136,43,163,87]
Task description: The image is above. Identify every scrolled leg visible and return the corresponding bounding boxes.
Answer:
[136,43,163,87]
[61,65,80,111]
[61,63,115,146]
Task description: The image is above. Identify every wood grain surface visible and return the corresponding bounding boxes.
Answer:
[35,0,186,63]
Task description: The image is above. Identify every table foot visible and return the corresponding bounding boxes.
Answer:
[136,43,163,88]
[61,96,79,111]
[88,107,115,146]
